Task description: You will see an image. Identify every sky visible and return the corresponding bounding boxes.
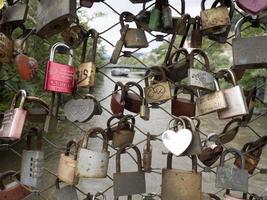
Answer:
[81,0,213,55]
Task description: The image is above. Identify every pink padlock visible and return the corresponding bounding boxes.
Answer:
[0,90,27,140]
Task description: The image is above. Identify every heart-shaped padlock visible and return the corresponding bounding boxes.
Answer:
[236,0,267,15]
[162,118,192,156]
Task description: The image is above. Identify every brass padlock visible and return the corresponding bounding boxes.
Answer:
[200,0,231,35]
[161,154,201,200]
[171,85,196,117]
[144,66,172,105]
[77,29,98,88]
[120,11,148,48]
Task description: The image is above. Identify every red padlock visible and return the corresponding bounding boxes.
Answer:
[44,42,75,94]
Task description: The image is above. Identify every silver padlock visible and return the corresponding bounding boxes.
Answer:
[76,127,110,178]
[20,127,44,189]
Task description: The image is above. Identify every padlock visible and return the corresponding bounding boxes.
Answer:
[190,16,202,48]
[110,23,128,64]
[56,179,78,200]
[233,15,267,69]
[120,11,148,48]
[140,98,150,121]
[241,87,257,126]
[171,85,196,117]
[217,69,248,119]
[106,114,124,140]
[198,133,223,167]
[125,81,143,113]
[178,116,202,156]
[162,117,192,156]
[196,79,227,116]
[165,48,190,82]
[0,32,13,64]
[111,81,126,115]
[188,49,215,91]
[58,140,79,185]
[80,0,101,8]
[76,127,109,178]
[142,133,152,172]
[113,115,135,148]
[200,0,231,35]
[15,54,38,81]
[36,0,77,38]
[161,153,202,200]
[0,1,28,26]
[216,148,249,192]
[61,24,88,49]
[0,89,27,140]
[0,171,31,200]
[25,96,49,123]
[223,189,247,200]
[207,0,235,44]
[21,127,44,189]
[113,144,146,198]
[144,66,172,105]
[161,0,172,29]
[77,29,98,88]
[44,92,59,133]
[148,0,162,31]
[236,0,267,15]
[234,136,267,174]
[44,42,75,94]
[64,94,102,123]
[218,118,241,144]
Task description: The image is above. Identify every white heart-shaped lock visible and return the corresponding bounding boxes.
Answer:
[162,129,193,156]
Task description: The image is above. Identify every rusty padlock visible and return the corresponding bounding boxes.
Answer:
[113,144,146,198]
[25,96,49,123]
[161,153,202,200]
[171,85,196,117]
[125,81,143,113]
[111,81,126,115]
[106,114,124,141]
[191,16,202,48]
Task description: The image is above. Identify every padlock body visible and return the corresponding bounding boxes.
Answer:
[77,62,96,87]
[233,35,267,69]
[58,154,79,185]
[161,168,202,200]
[162,6,173,29]
[191,30,202,48]
[140,104,150,120]
[0,108,27,140]
[196,91,227,115]
[144,82,172,104]
[171,98,196,117]
[218,86,248,119]
[76,148,109,178]
[112,129,135,148]
[216,166,248,192]
[149,7,161,31]
[44,61,75,94]
[58,185,78,200]
[167,60,189,82]
[113,171,146,196]
[0,32,13,64]
[0,182,31,200]
[201,7,230,35]
[124,28,148,48]
[111,92,125,115]
[234,154,260,175]
[188,69,215,91]
[0,3,28,25]
[21,150,44,188]
[125,93,142,113]
[110,39,124,64]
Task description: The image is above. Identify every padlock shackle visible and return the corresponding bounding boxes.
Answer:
[125,81,144,98]
[0,171,20,190]
[168,48,189,65]
[211,0,235,20]
[235,15,253,39]
[93,192,106,200]
[178,116,197,134]
[26,127,43,151]
[189,49,211,72]
[145,66,167,87]
[115,144,142,173]
[82,127,108,152]
[220,148,245,169]
[113,81,126,103]
[25,96,49,112]
[217,69,238,86]
[222,118,241,133]
[49,42,73,65]
[88,29,99,63]
[107,114,124,130]
[168,117,186,131]
[117,114,135,132]
[173,84,195,102]
[11,89,27,109]
[80,37,88,63]
[192,117,201,129]
[166,153,198,173]
[119,11,135,29]
[65,140,78,160]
